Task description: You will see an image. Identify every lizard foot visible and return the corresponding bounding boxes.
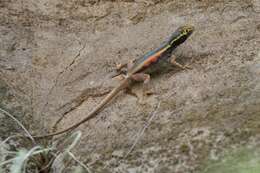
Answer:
[170,55,193,70]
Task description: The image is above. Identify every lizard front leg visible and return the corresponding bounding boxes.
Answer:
[170,55,192,70]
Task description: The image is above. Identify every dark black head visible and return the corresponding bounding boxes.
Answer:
[168,25,194,47]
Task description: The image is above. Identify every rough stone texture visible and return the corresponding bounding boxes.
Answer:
[0,0,260,172]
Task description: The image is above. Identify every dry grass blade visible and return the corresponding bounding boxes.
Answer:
[68,152,92,173]
[0,146,53,172]
[0,135,20,147]
[0,107,35,144]
[52,131,90,172]
[125,101,161,158]
[10,146,41,173]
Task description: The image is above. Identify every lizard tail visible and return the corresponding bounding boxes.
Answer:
[32,79,130,139]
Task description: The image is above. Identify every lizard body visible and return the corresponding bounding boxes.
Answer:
[34,25,194,138]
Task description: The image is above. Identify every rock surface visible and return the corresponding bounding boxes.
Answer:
[0,0,260,172]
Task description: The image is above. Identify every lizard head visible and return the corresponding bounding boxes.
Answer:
[168,25,194,46]
[178,25,194,37]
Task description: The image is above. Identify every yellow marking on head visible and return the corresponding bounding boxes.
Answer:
[169,25,194,46]
[182,25,194,34]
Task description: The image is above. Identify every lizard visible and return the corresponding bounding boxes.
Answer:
[33,25,194,138]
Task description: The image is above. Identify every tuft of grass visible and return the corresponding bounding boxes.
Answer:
[1,132,91,173]
[9,146,46,173]
[0,107,92,173]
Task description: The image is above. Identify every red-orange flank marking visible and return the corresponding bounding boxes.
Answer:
[143,48,167,67]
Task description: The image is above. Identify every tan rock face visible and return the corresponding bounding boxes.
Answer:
[0,0,260,172]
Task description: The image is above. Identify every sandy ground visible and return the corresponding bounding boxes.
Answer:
[0,0,260,172]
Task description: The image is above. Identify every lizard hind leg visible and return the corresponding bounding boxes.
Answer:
[131,73,154,96]
[127,59,136,71]
[116,62,127,72]
[131,73,150,83]
[116,59,136,71]
[112,59,136,79]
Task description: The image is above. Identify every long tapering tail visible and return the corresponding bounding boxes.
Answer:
[32,78,130,139]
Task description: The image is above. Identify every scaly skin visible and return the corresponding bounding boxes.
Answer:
[33,25,194,138]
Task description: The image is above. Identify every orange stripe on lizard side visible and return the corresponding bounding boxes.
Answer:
[150,55,158,62]
[143,56,157,67]
[143,47,169,67]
